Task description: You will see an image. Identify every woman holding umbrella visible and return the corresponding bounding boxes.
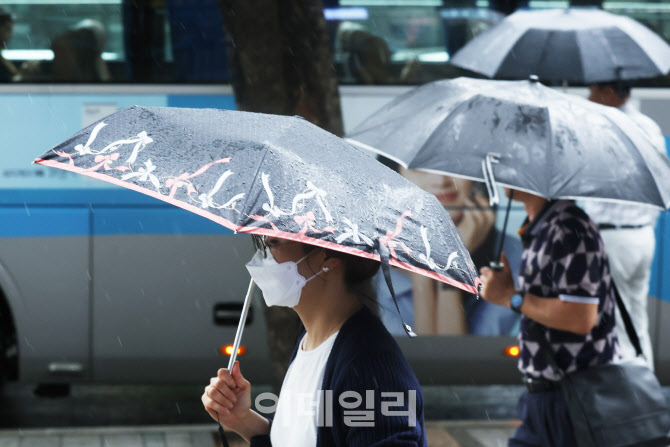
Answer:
[34,107,481,447]
[201,236,427,446]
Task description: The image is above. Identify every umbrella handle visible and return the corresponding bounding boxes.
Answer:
[377,241,417,338]
[218,278,254,447]
[490,189,514,272]
[227,278,256,370]
[482,153,501,207]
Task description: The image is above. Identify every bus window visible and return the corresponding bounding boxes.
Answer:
[326,0,670,86]
[1,2,123,82]
[0,0,230,83]
[327,1,503,85]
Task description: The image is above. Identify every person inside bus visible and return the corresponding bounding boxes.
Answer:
[0,9,19,82]
[337,26,419,85]
[479,191,618,446]
[22,19,111,82]
[202,236,427,446]
[375,162,522,336]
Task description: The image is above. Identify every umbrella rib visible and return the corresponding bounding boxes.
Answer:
[575,31,586,84]
[544,105,554,197]
[410,93,482,169]
[534,30,554,80]
[612,29,663,78]
[238,143,272,229]
[616,20,670,74]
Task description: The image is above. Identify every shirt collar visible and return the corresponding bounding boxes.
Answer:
[519,200,571,240]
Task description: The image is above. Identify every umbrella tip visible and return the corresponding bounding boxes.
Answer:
[403,324,417,338]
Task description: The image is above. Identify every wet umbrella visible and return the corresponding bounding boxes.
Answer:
[34,106,480,351]
[346,77,670,209]
[346,77,670,267]
[450,8,670,83]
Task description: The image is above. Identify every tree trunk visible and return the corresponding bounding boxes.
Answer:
[219,0,344,392]
[219,0,344,135]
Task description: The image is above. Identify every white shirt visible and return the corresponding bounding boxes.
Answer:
[582,102,667,227]
[270,331,339,447]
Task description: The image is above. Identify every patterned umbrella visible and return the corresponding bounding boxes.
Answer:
[34,106,480,351]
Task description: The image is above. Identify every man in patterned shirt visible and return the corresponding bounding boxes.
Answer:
[479,190,618,447]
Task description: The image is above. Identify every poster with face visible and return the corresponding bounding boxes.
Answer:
[376,168,523,337]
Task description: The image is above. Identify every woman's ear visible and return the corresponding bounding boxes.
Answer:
[321,256,345,275]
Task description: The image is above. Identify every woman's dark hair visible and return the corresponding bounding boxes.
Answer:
[303,245,380,315]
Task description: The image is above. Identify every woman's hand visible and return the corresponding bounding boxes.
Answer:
[202,362,253,433]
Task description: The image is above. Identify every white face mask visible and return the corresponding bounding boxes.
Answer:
[245,249,323,308]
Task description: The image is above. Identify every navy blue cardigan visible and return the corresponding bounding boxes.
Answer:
[250,306,427,446]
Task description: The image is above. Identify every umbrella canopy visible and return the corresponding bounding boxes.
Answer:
[450,8,670,83]
[34,106,479,295]
[346,77,670,209]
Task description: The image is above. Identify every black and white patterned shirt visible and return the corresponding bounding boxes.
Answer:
[518,200,618,381]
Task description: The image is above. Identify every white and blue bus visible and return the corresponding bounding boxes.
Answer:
[1,0,670,389]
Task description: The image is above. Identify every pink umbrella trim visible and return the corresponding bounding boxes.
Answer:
[379,210,413,259]
[84,153,121,172]
[249,214,280,232]
[165,157,231,198]
[56,151,75,166]
[294,212,338,236]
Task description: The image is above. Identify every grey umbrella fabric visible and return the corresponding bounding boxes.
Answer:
[346,77,670,209]
[450,8,670,83]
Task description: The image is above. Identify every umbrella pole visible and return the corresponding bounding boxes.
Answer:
[228,278,256,370]
[216,278,255,447]
[490,189,513,272]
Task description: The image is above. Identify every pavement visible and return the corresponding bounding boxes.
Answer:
[0,383,524,428]
[0,421,520,447]
[0,382,523,446]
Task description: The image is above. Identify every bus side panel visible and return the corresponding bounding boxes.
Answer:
[653,213,670,382]
[0,207,90,382]
[90,206,272,384]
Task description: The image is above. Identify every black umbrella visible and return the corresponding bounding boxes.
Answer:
[450,8,670,83]
[34,106,480,349]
